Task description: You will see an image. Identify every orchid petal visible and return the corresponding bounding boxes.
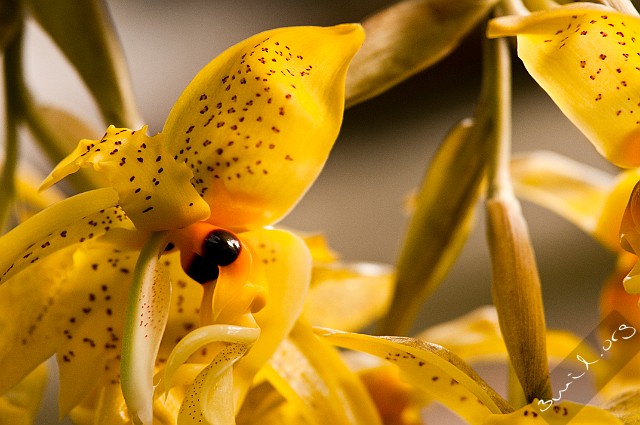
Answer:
[121,232,171,425]
[0,187,122,284]
[304,262,394,332]
[56,245,138,416]
[488,4,640,167]
[316,328,512,424]
[0,363,48,425]
[157,251,204,364]
[41,126,210,231]
[265,321,382,425]
[510,151,614,239]
[162,325,260,394]
[233,229,311,404]
[0,240,140,417]
[177,343,253,425]
[481,399,622,424]
[511,151,640,252]
[345,0,498,107]
[162,25,364,229]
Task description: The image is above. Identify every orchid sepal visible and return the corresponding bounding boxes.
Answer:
[488,4,640,167]
[162,25,364,229]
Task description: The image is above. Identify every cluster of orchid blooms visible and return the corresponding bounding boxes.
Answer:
[3,0,640,424]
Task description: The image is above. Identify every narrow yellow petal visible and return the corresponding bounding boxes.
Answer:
[481,399,622,424]
[316,328,513,423]
[177,344,252,425]
[121,232,171,425]
[41,126,210,231]
[489,5,640,167]
[162,25,364,229]
[161,325,260,394]
[0,188,122,284]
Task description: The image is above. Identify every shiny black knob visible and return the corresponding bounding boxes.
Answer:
[202,229,241,266]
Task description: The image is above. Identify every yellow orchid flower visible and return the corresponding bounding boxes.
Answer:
[0,24,364,424]
[309,305,640,424]
[488,3,640,168]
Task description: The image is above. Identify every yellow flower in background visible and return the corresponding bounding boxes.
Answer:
[0,24,364,424]
[488,3,640,168]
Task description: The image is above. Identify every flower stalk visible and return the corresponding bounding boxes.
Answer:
[484,34,552,403]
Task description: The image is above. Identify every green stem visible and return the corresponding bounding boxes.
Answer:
[485,36,512,200]
[0,26,23,231]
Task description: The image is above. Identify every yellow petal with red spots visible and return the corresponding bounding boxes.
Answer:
[121,232,171,425]
[0,241,138,417]
[178,345,251,425]
[0,188,126,285]
[41,125,210,231]
[481,399,622,424]
[488,4,640,167]
[162,25,364,229]
[316,329,512,424]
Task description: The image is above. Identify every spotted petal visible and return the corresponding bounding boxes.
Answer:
[481,399,622,424]
[0,240,138,416]
[162,25,364,229]
[121,232,171,425]
[316,328,512,424]
[41,125,210,231]
[178,343,253,425]
[0,187,125,284]
[488,4,640,167]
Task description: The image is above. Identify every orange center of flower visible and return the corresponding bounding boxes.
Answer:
[168,222,266,326]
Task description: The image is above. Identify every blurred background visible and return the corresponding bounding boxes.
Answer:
[11,0,625,422]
